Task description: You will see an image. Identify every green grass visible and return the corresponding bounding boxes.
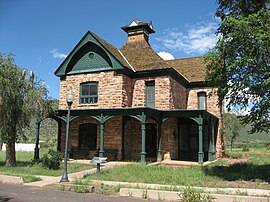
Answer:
[84,163,220,187]
[0,151,95,177]
[80,147,270,190]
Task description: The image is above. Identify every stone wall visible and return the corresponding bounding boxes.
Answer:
[162,118,178,159]
[60,116,122,160]
[59,71,127,109]
[59,72,224,160]
[187,87,224,158]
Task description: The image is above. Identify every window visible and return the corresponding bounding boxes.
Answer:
[79,123,97,150]
[198,92,207,110]
[80,82,98,104]
[145,81,155,108]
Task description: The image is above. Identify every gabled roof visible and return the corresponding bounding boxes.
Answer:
[54,23,208,84]
[54,31,132,77]
[166,57,206,82]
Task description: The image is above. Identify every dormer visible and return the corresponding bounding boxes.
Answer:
[121,20,155,44]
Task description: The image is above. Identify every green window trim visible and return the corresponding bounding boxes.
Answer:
[80,82,98,104]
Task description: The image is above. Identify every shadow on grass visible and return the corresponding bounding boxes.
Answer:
[0,160,35,167]
[203,163,270,182]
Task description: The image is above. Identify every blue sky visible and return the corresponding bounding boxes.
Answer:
[0,0,219,99]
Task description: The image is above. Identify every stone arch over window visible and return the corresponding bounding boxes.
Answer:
[197,91,207,110]
[65,42,113,74]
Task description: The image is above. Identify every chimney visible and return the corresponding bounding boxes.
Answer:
[121,20,155,44]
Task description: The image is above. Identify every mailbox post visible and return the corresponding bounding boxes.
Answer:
[91,157,107,173]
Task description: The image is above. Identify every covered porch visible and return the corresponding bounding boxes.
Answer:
[53,107,219,164]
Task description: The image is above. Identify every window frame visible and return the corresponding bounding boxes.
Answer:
[145,80,155,108]
[80,82,98,104]
[197,92,207,110]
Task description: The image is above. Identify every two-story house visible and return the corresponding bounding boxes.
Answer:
[54,20,223,164]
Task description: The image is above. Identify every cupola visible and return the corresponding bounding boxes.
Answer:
[121,20,155,43]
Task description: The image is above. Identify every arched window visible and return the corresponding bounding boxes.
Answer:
[197,92,207,110]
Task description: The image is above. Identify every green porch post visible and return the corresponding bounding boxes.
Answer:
[212,120,218,160]
[99,113,105,157]
[198,115,204,164]
[208,119,213,161]
[140,112,147,163]
[157,122,162,162]
[33,117,41,162]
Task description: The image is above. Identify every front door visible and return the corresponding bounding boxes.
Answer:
[146,123,157,158]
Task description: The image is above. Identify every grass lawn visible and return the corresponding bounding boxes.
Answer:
[81,147,270,190]
[0,150,95,179]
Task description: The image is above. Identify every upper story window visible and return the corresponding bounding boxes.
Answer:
[197,92,207,110]
[145,81,155,108]
[80,82,98,104]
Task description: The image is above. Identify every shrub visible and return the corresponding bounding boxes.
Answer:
[41,149,62,169]
[242,146,250,152]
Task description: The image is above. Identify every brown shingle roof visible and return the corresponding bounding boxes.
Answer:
[119,39,170,71]
[167,57,206,82]
[94,31,206,83]
[91,32,132,69]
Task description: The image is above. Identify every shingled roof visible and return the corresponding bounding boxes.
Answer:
[167,57,206,82]
[119,39,171,71]
[118,20,207,82]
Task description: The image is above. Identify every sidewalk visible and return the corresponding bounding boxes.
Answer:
[1,161,270,202]
[24,161,131,187]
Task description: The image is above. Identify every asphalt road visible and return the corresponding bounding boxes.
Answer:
[0,184,152,202]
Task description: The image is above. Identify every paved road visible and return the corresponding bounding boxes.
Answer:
[0,184,152,202]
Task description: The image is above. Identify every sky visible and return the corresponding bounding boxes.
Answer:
[0,0,220,99]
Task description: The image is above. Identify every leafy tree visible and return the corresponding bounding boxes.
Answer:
[204,0,270,133]
[223,113,242,156]
[0,53,51,166]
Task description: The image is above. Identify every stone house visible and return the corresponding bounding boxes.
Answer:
[54,20,222,163]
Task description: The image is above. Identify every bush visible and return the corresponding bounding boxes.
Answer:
[41,149,62,169]
[242,145,250,152]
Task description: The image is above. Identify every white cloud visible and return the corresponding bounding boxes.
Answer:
[155,21,219,55]
[157,51,175,60]
[50,49,67,59]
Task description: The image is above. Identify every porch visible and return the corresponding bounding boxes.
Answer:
[53,107,219,164]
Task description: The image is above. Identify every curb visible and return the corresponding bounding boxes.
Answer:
[0,174,23,184]
[120,188,270,202]
[91,180,270,197]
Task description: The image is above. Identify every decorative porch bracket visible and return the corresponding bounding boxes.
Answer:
[91,114,114,157]
[33,115,80,162]
[130,112,147,163]
[191,115,204,164]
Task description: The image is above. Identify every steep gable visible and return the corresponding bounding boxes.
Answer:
[54,31,131,77]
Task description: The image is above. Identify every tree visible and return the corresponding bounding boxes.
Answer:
[0,53,51,166]
[223,113,242,156]
[204,0,270,133]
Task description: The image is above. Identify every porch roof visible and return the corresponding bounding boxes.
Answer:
[54,107,218,123]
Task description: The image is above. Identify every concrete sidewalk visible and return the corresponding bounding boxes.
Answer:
[1,161,270,202]
[23,161,131,187]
